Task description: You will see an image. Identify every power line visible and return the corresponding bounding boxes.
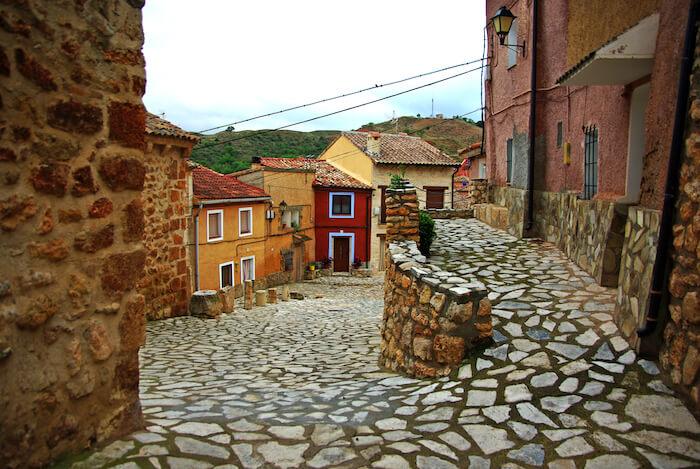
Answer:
[217,107,484,191]
[194,64,486,152]
[196,58,489,134]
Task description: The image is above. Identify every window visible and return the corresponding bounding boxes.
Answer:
[241,256,255,283]
[219,261,234,288]
[207,209,223,242]
[479,162,487,179]
[425,187,446,209]
[583,126,599,200]
[281,207,301,229]
[239,207,252,237]
[506,138,513,183]
[507,19,518,67]
[556,121,563,148]
[330,192,354,218]
[379,186,387,224]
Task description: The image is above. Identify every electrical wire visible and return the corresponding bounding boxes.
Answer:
[196,58,489,134]
[194,65,486,151]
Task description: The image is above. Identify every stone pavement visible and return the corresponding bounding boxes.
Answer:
[58,219,700,468]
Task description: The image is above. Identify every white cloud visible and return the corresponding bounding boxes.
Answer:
[143,0,486,133]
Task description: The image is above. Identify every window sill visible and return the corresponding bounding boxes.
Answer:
[239,232,253,238]
[207,237,224,243]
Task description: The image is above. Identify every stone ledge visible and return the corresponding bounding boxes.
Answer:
[426,208,474,219]
[379,239,493,378]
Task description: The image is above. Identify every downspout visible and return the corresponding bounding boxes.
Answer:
[525,0,538,233]
[638,0,698,337]
[451,166,457,209]
[193,203,204,291]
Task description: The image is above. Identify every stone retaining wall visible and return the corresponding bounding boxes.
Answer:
[453,178,487,211]
[474,185,525,237]
[533,191,628,287]
[426,208,473,219]
[379,182,493,378]
[0,2,146,466]
[660,28,700,411]
[614,207,660,345]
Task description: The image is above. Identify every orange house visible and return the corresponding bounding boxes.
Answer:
[191,166,271,294]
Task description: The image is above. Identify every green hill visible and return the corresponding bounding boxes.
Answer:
[190,129,339,174]
[189,116,483,174]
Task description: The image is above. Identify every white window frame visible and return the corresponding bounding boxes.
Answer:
[240,255,256,284]
[329,192,355,219]
[207,209,224,242]
[328,232,355,266]
[238,207,253,237]
[219,261,234,289]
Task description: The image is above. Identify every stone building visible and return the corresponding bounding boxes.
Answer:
[0,1,147,467]
[482,0,700,411]
[141,113,198,320]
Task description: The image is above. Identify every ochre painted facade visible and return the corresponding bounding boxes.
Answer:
[195,202,268,292]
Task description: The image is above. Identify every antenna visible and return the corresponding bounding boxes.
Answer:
[431,98,434,117]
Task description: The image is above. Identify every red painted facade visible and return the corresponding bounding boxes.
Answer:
[314,188,373,267]
[484,0,690,208]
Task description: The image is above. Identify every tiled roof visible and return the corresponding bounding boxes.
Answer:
[342,131,459,166]
[145,113,200,142]
[257,157,371,190]
[192,165,269,201]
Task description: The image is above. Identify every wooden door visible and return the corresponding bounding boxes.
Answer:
[293,245,304,282]
[333,237,350,272]
[426,187,445,209]
[378,235,386,271]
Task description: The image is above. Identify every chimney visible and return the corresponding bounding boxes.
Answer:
[367,131,381,156]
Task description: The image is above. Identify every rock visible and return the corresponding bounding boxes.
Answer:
[584,455,639,469]
[307,447,356,468]
[462,425,515,455]
[625,394,700,434]
[190,290,223,319]
[257,442,308,469]
[555,436,594,457]
[507,444,545,467]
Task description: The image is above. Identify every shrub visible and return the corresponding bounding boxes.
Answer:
[419,211,436,256]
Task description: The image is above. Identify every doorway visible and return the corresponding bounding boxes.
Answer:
[293,245,304,282]
[621,82,650,203]
[333,237,350,272]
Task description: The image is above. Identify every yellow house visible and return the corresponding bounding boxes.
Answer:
[233,157,316,282]
[319,131,459,271]
[191,165,271,294]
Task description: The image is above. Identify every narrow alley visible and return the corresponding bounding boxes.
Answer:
[59,219,700,469]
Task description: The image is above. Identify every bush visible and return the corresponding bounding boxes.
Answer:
[419,211,436,256]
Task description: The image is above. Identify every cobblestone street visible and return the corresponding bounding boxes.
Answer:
[61,219,700,469]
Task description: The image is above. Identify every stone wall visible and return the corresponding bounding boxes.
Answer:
[0,2,146,467]
[533,191,628,287]
[139,139,193,320]
[491,185,526,237]
[659,26,700,410]
[614,207,660,346]
[426,208,473,219]
[454,178,487,211]
[379,183,493,378]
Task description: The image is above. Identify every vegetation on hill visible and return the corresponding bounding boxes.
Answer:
[359,116,483,160]
[190,129,339,174]
[189,115,483,174]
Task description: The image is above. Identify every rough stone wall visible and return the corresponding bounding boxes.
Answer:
[660,24,700,409]
[425,208,472,220]
[490,185,525,237]
[0,2,146,467]
[139,140,191,320]
[454,178,487,211]
[614,207,660,347]
[532,191,628,287]
[379,243,492,378]
[385,185,420,244]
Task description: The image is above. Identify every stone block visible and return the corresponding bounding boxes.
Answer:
[290,291,305,300]
[255,290,267,307]
[433,335,465,365]
[190,290,223,319]
[219,286,235,314]
[267,288,277,304]
[244,280,254,310]
[279,285,290,301]
[413,336,433,361]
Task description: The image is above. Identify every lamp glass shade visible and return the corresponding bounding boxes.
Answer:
[279,200,287,211]
[492,6,516,44]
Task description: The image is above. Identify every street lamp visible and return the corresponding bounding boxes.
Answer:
[491,6,526,54]
[279,200,287,212]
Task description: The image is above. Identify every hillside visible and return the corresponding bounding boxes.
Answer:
[191,129,339,174]
[189,116,482,174]
[358,116,482,159]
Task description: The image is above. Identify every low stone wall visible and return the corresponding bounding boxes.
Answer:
[379,241,493,377]
[533,191,628,287]
[426,208,473,219]
[453,178,487,210]
[379,181,493,378]
[490,185,526,237]
[614,207,660,344]
[473,204,509,231]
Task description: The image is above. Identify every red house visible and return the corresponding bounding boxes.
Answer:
[312,161,373,272]
[254,157,373,272]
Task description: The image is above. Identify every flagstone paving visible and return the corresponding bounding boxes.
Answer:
[59,218,700,468]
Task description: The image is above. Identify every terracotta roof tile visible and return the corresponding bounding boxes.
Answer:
[342,131,458,166]
[192,165,269,201]
[145,113,199,142]
[257,157,371,189]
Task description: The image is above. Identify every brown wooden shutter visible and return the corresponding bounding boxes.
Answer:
[426,188,445,209]
[380,186,387,224]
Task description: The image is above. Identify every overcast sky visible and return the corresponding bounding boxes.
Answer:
[143,1,487,134]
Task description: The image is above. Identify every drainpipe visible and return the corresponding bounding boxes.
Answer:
[451,166,457,209]
[525,0,539,233]
[638,0,698,337]
[193,203,204,291]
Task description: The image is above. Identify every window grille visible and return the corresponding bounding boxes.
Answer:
[583,126,599,200]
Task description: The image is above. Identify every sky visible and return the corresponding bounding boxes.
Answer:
[142,1,487,134]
